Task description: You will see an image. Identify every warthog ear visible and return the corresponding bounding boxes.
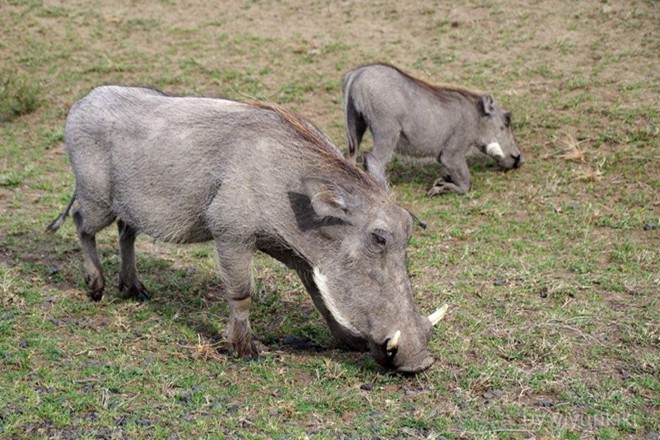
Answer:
[302,177,355,221]
[363,152,388,190]
[478,94,496,116]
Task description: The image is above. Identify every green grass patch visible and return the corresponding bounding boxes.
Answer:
[0,68,42,122]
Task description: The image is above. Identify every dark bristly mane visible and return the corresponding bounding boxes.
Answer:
[250,101,333,152]
[364,62,482,103]
[250,101,378,188]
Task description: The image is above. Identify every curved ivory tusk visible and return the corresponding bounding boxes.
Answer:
[386,330,401,352]
[428,304,449,326]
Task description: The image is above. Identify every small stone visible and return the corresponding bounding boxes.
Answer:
[646,432,660,440]
[643,222,658,231]
[483,392,494,400]
[18,340,28,348]
[360,382,374,391]
[536,399,554,408]
[494,278,505,286]
[47,266,59,276]
[538,287,548,298]
[492,389,503,398]
[621,370,632,380]
[403,385,423,396]
[227,403,240,414]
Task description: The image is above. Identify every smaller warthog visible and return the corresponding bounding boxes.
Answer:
[48,86,448,373]
[343,63,524,195]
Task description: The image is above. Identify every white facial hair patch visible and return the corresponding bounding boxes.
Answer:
[313,267,360,334]
[486,142,505,159]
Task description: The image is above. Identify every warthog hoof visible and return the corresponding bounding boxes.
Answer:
[427,178,468,196]
[119,279,151,302]
[427,181,450,197]
[236,341,259,361]
[84,274,105,302]
[227,318,259,360]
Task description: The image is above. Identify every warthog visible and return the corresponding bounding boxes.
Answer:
[47,86,448,373]
[343,63,524,195]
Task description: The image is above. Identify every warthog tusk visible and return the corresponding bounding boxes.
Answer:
[386,330,401,352]
[428,304,449,326]
[486,142,505,159]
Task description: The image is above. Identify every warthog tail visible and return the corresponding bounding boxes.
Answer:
[342,73,367,161]
[345,96,367,161]
[46,191,76,233]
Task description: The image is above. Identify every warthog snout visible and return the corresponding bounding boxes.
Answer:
[393,350,435,374]
[369,304,448,373]
[513,153,524,168]
[497,152,525,171]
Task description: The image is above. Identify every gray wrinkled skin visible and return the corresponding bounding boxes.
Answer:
[48,86,436,373]
[343,63,524,195]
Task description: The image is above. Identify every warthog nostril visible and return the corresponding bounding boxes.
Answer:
[512,154,522,168]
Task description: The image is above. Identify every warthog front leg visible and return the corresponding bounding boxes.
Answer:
[370,127,399,173]
[216,241,259,359]
[428,153,471,196]
[117,220,150,302]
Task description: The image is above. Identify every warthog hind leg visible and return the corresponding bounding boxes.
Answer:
[117,220,150,302]
[72,209,106,301]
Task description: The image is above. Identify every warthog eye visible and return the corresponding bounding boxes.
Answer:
[371,229,387,247]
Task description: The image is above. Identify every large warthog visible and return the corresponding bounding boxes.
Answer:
[343,63,524,196]
[47,86,448,373]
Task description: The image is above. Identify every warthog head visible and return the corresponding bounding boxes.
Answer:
[477,94,524,170]
[301,167,446,373]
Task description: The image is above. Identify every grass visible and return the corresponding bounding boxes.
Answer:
[1,0,659,439]
[0,68,41,123]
